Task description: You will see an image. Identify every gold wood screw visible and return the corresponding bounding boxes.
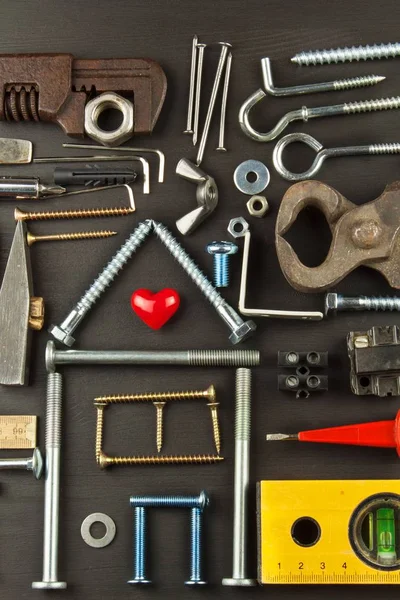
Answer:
[26,229,117,246]
[94,402,107,464]
[153,401,166,453]
[15,206,134,222]
[207,401,221,454]
[95,386,216,404]
[97,451,223,469]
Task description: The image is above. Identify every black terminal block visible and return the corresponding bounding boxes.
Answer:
[278,351,329,399]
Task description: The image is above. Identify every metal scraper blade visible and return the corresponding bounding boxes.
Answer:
[0,221,34,384]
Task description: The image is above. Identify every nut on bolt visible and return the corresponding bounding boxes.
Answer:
[84,92,134,147]
[227,217,249,239]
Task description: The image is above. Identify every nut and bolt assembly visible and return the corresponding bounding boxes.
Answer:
[325,292,400,315]
[32,373,66,590]
[0,447,43,479]
[128,491,209,585]
[206,241,238,288]
[291,41,400,65]
[196,42,232,165]
[222,368,256,586]
[49,220,256,347]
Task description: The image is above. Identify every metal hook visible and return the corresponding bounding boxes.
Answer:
[273,132,400,181]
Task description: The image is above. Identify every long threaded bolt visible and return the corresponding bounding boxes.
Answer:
[15,206,134,222]
[98,452,223,468]
[196,42,232,166]
[130,491,209,509]
[153,222,255,343]
[153,401,166,453]
[49,219,152,346]
[0,447,43,479]
[128,506,151,585]
[325,292,400,315]
[32,373,67,591]
[46,342,260,372]
[207,401,221,454]
[185,508,206,585]
[26,229,117,245]
[292,42,400,65]
[223,368,256,587]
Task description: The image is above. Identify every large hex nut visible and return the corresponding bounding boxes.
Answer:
[247,195,269,218]
[227,217,249,239]
[84,92,134,146]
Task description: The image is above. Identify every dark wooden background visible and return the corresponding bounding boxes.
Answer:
[2,0,400,598]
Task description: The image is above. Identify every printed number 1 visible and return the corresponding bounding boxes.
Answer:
[278,563,281,569]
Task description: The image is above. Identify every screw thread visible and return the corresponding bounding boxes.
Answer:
[359,295,400,310]
[292,42,400,65]
[77,220,152,312]
[333,75,385,89]
[343,96,400,113]
[188,349,260,367]
[130,492,209,508]
[208,405,221,454]
[95,404,106,463]
[102,453,223,467]
[45,373,63,448]
[16,206,134,221]
[235,368,251,441]
[189,507,202,582]
[133,506,147,580]
[369,143,400,154]
[95,388,214,403]
[152,221,223,307]
[33,230,117,243]
[214,254,229,287]
[154,402,165,453]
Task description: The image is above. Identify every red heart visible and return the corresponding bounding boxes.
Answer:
[130,288,181,330]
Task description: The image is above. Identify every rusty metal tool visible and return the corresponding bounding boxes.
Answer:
[276,180,400,293]
[0,221,44,385]
[0,53,167,142]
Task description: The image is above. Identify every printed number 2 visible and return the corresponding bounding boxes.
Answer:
[298,562,304,570]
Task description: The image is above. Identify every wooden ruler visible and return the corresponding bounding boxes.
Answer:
[0,415,37,449]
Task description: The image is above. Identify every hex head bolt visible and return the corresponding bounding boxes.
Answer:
[222,369,257,586]
[49,219,153,346]
[206,241,238,288]
[32,372,67,590]
[129,491,209,585]
[0,447,43,479]
[325,292,400,315]
[152,221,255,344]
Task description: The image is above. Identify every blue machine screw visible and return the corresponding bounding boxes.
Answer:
[206,241,238,288]
[128,491,209,585]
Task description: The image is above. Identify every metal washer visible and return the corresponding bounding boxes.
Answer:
[233,159,270,195]
[81,512,116,548]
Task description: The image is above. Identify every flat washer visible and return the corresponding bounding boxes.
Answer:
[233,159,270,195]
[81,512,116,548]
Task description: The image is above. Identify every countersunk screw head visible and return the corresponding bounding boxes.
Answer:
[206,241,238,255]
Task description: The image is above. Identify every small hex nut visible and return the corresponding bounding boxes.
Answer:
[84,92,134,147]
[246,195,269,218]
[228,217,249,239]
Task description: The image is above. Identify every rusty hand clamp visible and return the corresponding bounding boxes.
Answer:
[276,180,400,292]
[0,53,167,140]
